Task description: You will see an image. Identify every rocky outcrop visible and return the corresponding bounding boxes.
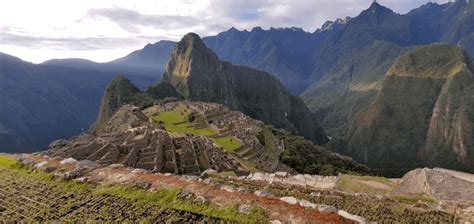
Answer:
[92,76,145,132]
[345,44,474,173]
[161,33,328,145]
[92,76,181,133]
[393,168,474,203]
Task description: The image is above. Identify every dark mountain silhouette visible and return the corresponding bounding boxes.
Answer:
[0,53,154,152]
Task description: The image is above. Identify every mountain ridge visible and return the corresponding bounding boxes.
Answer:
[161,33,328,145]
[341,44,474,174]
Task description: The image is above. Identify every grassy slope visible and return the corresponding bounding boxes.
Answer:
[0,155,267,223]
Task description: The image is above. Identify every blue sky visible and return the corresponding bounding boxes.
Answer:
[0,0,449,63]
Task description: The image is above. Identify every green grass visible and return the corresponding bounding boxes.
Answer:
[217,171,237,177]
[391,194,437,205]
[149,105,243,152]
[197,153,211,170]
[151,110,216,136]
[0,156,91,193]
[337,174,395,193]
[0,156,268,223]
[93,185,267,223]
[213,136,242,152]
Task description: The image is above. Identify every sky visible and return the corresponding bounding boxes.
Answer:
[0,0,449,63]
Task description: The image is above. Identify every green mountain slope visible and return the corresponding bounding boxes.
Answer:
[342,44,474,173]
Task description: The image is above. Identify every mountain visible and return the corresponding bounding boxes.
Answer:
[339,44,474,174]
[0,52,155,152]
[109,40,176,75]
[92,76,181,133]
[161,33,328,145]
[301,41,408,136]
[302,0,474,138]
[203,27,321,94]
[43,40,176,86]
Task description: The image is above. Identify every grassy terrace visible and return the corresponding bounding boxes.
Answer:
[0,156,267,223]
[150,104,242,152]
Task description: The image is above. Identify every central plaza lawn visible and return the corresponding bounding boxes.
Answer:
[150,105,242,152]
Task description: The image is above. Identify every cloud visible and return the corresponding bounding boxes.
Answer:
[87,7,200,33]
[0,0,450,63]
[0,28,167,50]
[84,0,449,36]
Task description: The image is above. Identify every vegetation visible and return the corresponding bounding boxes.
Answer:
[213,136,241,152]
[273,127,371,176]
[0,156,267,223]
[210,173,453,224]
[391,194,437,205]
[94,185,267,223]
[336,174,395,193]
[149,104,242,152]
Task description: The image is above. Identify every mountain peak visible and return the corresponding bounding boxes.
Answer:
[387,44,472,79]
[161,33,328,145]
[369,0,381,8]
[175,33,214,57]
[362,0,395,16]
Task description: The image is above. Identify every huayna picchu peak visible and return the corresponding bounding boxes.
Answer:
[162,33,328,145]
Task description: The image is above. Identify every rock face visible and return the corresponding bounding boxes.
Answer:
[393,168,474,203]
[93,76,144,132]
[92,76,181,132]
[345,44,474,172]
[161,33,328,145]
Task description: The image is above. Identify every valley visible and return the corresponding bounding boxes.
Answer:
[1,0,474,222]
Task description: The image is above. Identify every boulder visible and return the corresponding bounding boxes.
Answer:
[275,172,288,178]
[220,185,236,193]
[280,196,298,205]
[298,199,317,209]
[338,210,366,223]
[131,168,148,174]
[393,168,474,202]
[200,169,217,179]
[108,164,124,169]
[34,161,49,169]
[317,204,338,213]
[60,158,77,165]
[254,190,274,197]
[77,160,100,170]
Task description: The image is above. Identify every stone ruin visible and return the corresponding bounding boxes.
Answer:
[47,101,297,175]
[47,104,244,175]
[146,101,295,173]
[102,105,152,133]
[47,127,242,175]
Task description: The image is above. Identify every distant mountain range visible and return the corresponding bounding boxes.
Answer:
[43,40,176,83]
[45,1,474,137]
[0,53,154,152]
